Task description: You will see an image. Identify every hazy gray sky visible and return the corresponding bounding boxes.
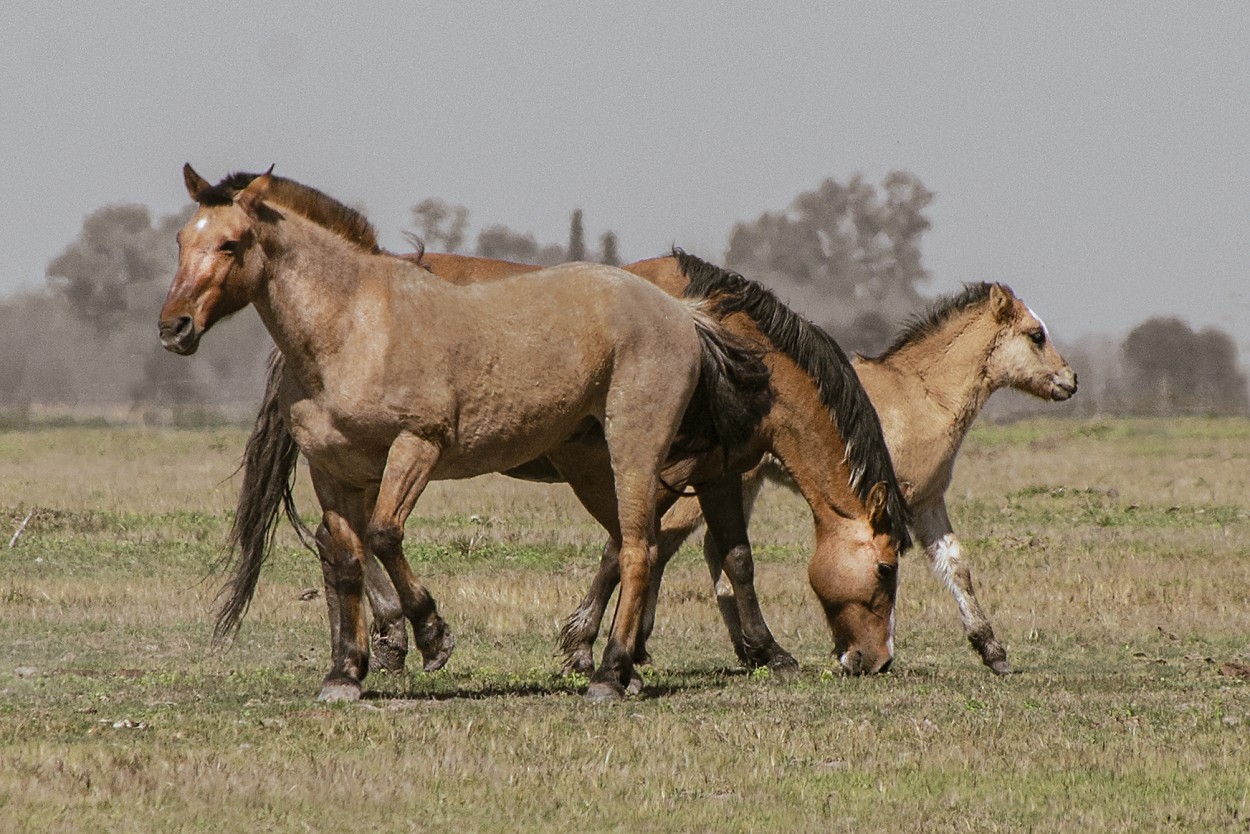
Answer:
[3,3,1248,345]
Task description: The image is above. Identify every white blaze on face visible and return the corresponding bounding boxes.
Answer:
[1026,306,1051,341]
[195,217,208,231]
[886,607,896,658]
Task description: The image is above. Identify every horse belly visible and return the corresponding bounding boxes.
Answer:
[431,398,597,480]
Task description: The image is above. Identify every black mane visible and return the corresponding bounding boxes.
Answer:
[868,282,997,360]
[676,249,911,552]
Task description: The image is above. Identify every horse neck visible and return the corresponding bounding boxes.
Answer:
[251,216,386,393]
[760,357,867,533]
[871,306,1001,438]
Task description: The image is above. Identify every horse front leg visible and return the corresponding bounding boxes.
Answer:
[309,473,372,702]
[366,433,455,673]
[914,501,1012,675]
[364,554,409,673]
[699,475,797,674]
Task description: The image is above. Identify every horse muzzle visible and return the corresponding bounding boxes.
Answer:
[159,315,200,355]
[838,648,893,676]
[1050,369,1078,401]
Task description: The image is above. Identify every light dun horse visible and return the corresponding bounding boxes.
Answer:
[238,245,911,678]
[158,166,771,701]
[570,279,1077,675]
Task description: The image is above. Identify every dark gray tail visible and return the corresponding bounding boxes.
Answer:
[215,350,310,643]
[680,306,773,459]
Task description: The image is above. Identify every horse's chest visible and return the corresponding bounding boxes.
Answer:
[285,399,389,487]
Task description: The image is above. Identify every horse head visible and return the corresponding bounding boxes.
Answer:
[984,284,1078,402]
[807,481,900,675]
[158,164,274,355]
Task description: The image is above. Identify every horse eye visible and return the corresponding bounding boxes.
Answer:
[876,562,897,580]
[1028,330,1046,347]
[220,240,239,255]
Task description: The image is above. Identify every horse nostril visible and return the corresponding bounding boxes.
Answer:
[173,316,193,338]
[877,658,893,674]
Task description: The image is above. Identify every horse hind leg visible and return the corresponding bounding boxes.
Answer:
[558,538,619,676]
[632,493,707,666]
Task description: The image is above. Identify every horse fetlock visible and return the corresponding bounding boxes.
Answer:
[561,647,595,677]
[415,615,455,672]
[964,622,1012,674]
[369,630,409,673]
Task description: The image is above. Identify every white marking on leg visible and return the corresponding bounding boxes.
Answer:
[929,534,972,619]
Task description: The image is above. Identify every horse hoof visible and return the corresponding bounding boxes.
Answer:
[417,620,456,672]
[584,681,626,703]
[317,680,362,702]
[768,652,801,676]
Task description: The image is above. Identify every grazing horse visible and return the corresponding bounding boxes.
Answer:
[579,280,1077,675]
[158,165,771,701]
[238,246,910,677]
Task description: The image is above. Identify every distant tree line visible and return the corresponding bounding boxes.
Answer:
[0,172,1245,423]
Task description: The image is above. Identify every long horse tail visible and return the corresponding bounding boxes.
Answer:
[682,306,774,457]
[676,248,912,553]
[215,349,311,643]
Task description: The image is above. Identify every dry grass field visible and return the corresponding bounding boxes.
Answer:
[1,419,1248,832]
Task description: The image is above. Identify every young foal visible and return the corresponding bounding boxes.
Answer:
[159,166,769,701]
[853,283,1076,673]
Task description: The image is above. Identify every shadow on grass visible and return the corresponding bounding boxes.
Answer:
[360,663,753,703]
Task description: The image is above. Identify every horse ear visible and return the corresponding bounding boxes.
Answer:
[867,481,889,527]
[237,165,275,216]
[183,163,211,201]
[990,284,1016,323]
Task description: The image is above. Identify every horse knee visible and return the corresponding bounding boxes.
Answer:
[366,522,404,561]
[722,545,755,583]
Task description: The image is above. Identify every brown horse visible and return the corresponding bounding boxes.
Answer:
[238,246,911,677]
[158,166,771,702]
[572,280,1077,675]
